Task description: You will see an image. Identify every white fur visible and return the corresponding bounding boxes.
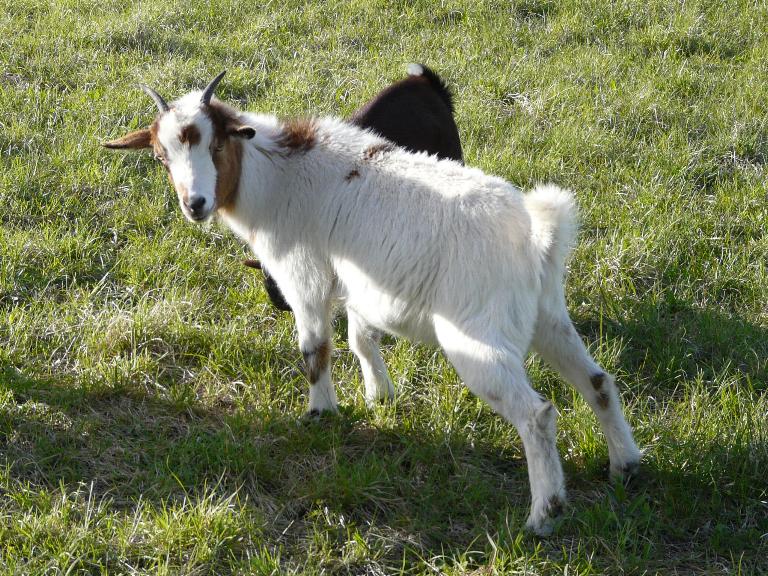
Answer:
[155,92,215,221]
[407,63,424,76]
[150,97,641,534]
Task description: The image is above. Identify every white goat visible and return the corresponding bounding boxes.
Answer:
[104,72,641,534]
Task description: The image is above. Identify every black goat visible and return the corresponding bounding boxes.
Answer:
[350,63,463,163]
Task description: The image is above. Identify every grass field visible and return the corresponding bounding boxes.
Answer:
[1,0,767,573]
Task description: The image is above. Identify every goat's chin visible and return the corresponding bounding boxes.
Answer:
[181,208,215,224]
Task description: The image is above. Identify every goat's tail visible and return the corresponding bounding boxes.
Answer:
[524,184,578,276]
[407,63,456,113]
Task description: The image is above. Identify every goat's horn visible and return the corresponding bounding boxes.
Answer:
[138,84,170,113]
[201,71,226,106]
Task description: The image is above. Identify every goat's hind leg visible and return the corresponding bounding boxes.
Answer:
[347,308,395,406]
[437,323,566,535]
[533,302,641,478]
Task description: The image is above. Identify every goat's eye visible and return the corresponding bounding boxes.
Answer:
[214,143,225,153]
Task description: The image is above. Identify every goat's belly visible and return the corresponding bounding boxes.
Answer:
[335,259,438,344]
[343,290,438,345]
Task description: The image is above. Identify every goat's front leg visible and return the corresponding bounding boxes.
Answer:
[347,308,395,406]
[293,303,338,415]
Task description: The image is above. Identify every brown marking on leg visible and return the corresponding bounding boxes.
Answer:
[278,119,317,152]
[597,391,610,409]
[590,373,605,390]
[179,124,201,146]
[345,169,360,181]
[364,142,394,160]
[303,341,330,384]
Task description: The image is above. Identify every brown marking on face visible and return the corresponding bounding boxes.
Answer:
[212,138,242,211]
[141,119,193,206]
[152,120,182,194]
[148,121,166,162]
[204,100,242,135]
[590,373,605,390]
[364,142,394,160]
[345,169,360,181]
[597,391,610,409]
[278,118,317,153]
[303,341,330,384]
[179,124,201,146]
[202,101,246,212]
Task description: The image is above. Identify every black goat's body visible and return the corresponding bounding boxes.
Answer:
[350,65,463,163]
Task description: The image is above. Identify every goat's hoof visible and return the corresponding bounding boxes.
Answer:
[364,392,395,408]
[364,380,396,408]
[301,406,338,423]
[525,494,565,537]
[525,515,554,537]
[301,409,323,423]
[610,460,641,483]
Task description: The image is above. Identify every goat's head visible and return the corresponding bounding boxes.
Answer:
[103,71,255,222]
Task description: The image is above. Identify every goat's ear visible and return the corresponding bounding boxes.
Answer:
[228,125,256,140]
[102,128,152,150]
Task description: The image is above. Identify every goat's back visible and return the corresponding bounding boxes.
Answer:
[284,122,541,316]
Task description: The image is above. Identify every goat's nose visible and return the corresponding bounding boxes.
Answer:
[188,197,206,215]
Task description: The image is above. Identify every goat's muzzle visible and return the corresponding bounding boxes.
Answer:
[183,196,213,221]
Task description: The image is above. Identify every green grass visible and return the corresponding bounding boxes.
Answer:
[1,0,767,573]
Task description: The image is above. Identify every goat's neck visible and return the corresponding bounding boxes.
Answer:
[217,138,282,243]
[217,116,366,254]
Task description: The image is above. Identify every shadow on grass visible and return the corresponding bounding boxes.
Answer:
[1,294,766,570]
[569,295,768,567]
[578,294,767,391]
[0,364,531,564]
